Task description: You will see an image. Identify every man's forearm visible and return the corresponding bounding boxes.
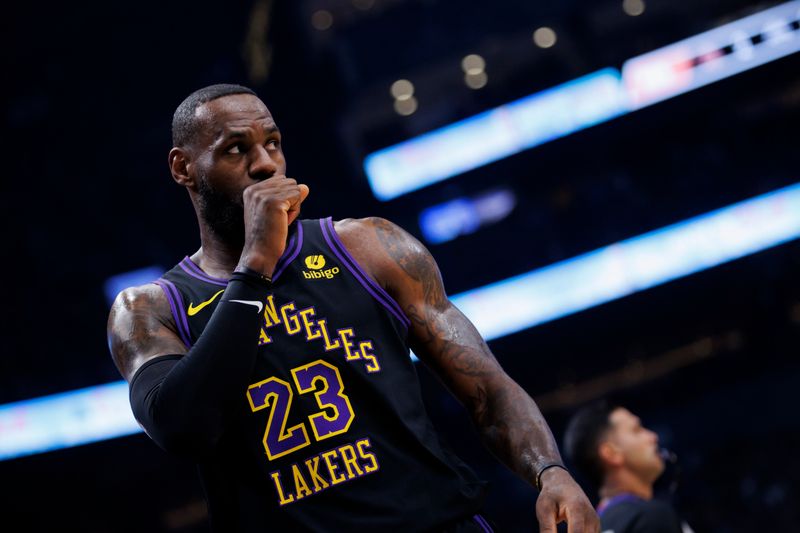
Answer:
[472,378,563,487]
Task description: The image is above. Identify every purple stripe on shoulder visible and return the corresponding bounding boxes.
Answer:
[273,221,304,281]
[473,514,494,533]
[155,279,194,348]
[153,280,193,348]
[179,258,228,287]
[272,232,298,279]
[320,217,410,329]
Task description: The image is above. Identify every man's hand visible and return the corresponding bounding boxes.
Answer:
[238,175,309,277]
[536,467,600,533]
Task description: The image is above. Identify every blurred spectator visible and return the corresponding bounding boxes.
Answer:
[563,401,693,533]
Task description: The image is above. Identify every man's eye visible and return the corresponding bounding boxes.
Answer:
[266,139,280,149]
[227,143,243,154]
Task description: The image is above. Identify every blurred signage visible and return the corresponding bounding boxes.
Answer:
[419,188,517,244]
[623,0,800,108]
[364,69,626,200]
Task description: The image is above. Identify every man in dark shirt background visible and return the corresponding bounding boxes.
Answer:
[563,402,693,533]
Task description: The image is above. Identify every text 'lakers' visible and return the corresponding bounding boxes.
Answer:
[270,437,379,506]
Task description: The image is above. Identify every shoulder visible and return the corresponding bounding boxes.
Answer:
[333,216,422,272]
[333,216,416,249]
[332,217,440,294]
[333,217,433,269]
[108,283,172,329]
[107,283,183,381]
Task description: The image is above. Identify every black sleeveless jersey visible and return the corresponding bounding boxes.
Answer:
[154,218,487,532]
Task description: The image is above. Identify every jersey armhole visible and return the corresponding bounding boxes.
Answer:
[153,279,193,348]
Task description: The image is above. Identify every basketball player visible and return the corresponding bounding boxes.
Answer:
[564,402,693,533]
[107,84,598,532]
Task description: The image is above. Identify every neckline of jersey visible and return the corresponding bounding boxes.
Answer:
[182,222,303,284]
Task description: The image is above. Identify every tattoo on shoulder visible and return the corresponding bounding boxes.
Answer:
[108,285,183,376]
[368,218,498,374]
[370,217,447,309]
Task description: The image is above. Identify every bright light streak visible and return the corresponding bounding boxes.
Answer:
[364,69,627,200]
[0,382,140,461]
[452,182,800,341]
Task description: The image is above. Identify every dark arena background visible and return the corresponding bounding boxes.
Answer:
[3,0,799,531]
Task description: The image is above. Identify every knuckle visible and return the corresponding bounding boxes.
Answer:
[535,499,552,518]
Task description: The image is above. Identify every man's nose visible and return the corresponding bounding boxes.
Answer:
[249,144,278,179]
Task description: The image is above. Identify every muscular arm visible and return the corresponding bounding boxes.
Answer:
[337,217,598,532]
[337,217,558,481]
[108,284,188,381]
[108,279,268,458]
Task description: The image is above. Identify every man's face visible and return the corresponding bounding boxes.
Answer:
[188,93,287,242]
[604,408,665,484]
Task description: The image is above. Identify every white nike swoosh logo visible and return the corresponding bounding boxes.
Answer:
[229,299,264,313]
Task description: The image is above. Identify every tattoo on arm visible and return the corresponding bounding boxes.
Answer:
[372,217,448,309]
[108,285,187,380]
[370,216,493,368]
[368,217,561,484]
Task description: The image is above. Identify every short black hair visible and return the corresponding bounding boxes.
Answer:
[172,83,257,147]
[563,400,617,490]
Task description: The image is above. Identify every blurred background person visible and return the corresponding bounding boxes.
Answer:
[563,402,693,533]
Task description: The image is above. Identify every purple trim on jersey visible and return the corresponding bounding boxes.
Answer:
[596,493,644,517]
[272,222,304,281]
[271,231,298,279]
[473,514,494,532]
[320,217,410,330]
[179,257,228,287]
[153,279,193,348]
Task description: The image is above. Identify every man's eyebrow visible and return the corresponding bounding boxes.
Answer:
[223,131,248,140]
[219,124,280,141]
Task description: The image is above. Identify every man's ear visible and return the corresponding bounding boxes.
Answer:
[598,441,624,468]
[169,147,194,187]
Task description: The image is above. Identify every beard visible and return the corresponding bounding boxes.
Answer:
[196,173,246,248]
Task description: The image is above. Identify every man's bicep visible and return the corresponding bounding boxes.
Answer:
[107,284,188,381]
